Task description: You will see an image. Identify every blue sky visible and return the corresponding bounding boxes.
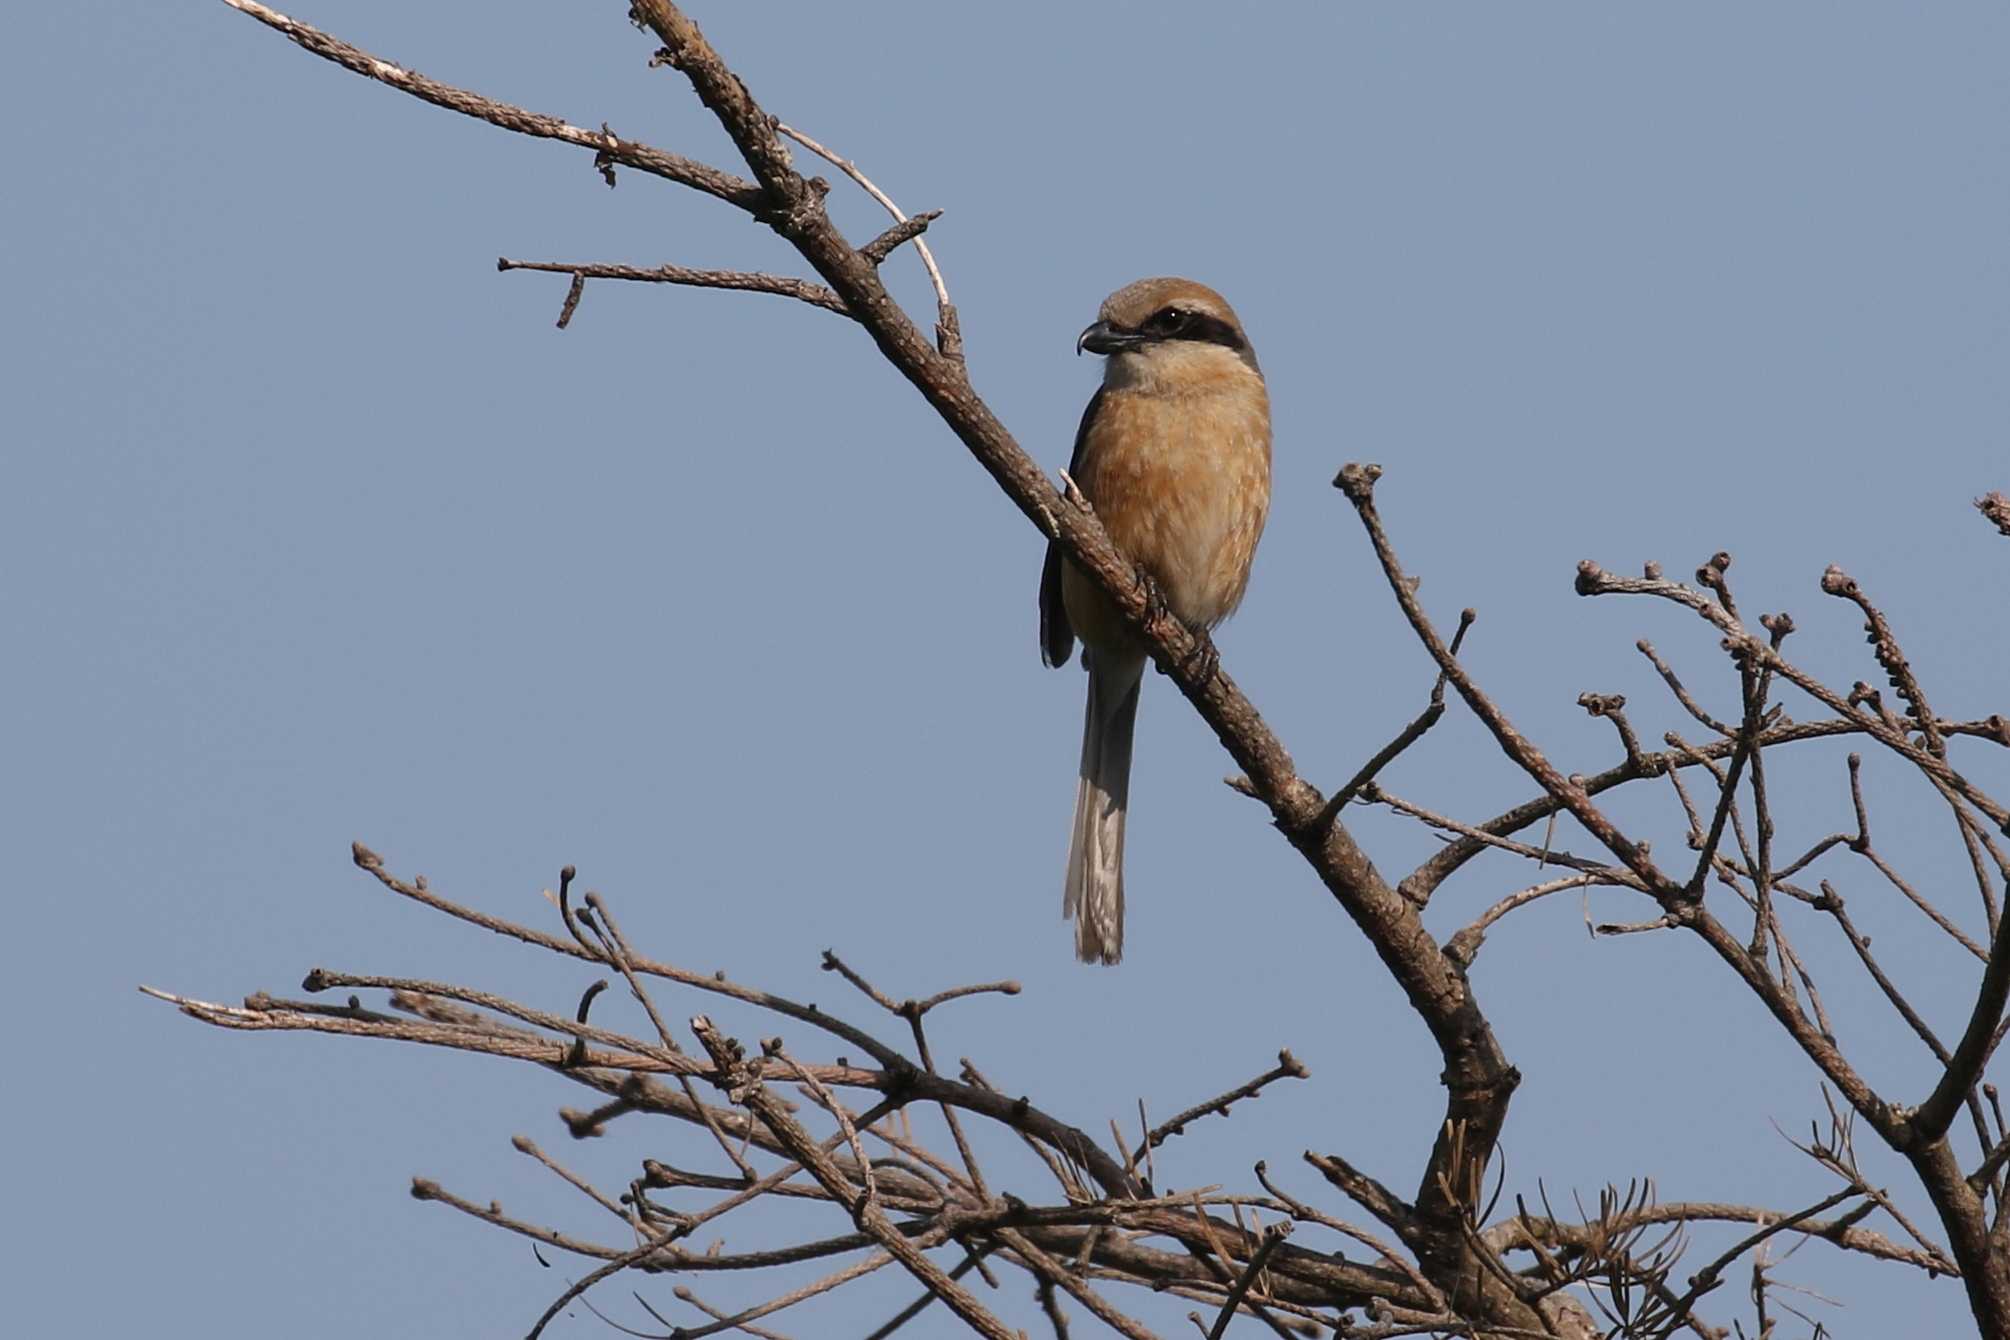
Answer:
[7,3,2008,1336]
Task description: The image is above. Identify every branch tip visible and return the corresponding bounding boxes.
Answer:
[1978,490,2010,537]
[1331,462,1382,501]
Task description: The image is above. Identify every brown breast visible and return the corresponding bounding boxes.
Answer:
[1062,375,1272,652]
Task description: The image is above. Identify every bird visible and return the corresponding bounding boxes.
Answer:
[1039,277,1272,964]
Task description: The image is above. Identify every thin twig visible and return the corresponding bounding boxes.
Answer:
[1133,1052,1310,1167]
[773,121,958,354]
[1444,874,1602,968]
[1206,1223,1292,1340]
[1318,609,1476,833]
[860,1248,997,1340]
[497,257,847,316]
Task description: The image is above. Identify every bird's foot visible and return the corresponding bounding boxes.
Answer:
[1132,566,1172,629]
[1178,630,1221,684]
[1131,568,1219,681]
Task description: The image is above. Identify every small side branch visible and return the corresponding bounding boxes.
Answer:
[1317,609,1475,836]
[1305,1151,1423,1249]
[1578,692,1645,768]
[1444,875,1602,969]
[1650,1189,1864,1335]
[1134,1051,1310,1167]
[1977,490,2010,538]
[496,257,848,321]
[1821,565,1945,758]
[860,211,942,266]
[1913,903,2010,1142]
[1495,1197,1950,1275]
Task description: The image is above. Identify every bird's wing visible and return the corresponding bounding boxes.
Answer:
[1039,385,1107,668]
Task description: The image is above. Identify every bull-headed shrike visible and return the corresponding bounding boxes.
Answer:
[1039,278,1272,964]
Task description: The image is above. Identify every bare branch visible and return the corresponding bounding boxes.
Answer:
[496,257,848,317]
[819,949,905,1017]
[669,1283,795,1340]
[995,1228,1162,1340]
[858,210,943,266]
[1339,465,1673,899]
[1821,565,1946,757]
[860,1248,996,1340]
[1816,882,1950,1062]
[1205,1222,1291,1340]
[1579,691,1646,768]
[1637,639,1735,737]
[1304,1151,1422,1248]
[214,0,760,207]
[350,843,909,1069]
[513,1134,631,1224]
[410,1174,625,1263]
[1316,608,1476,833]
[1403,710,2004,905]
[689,1016,1019,1340]
[1369,784,1640,888]
[1133,1051,1310,1168]
[916,979,1023,1013]
[1655,1188,1863,1332]
[1976,490,2010,539]
[773,122,957,352]
[1444,874,1604,969]
[1914,906,2010,1142]
[1577,561,2008,832]
[1255,1161,1440,1305]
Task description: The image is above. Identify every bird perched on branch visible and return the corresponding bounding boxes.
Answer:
[1039,278,1272,964]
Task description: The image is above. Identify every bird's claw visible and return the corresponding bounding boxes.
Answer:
[1132,567,1172,627]
[1131,568,1218,680]
[1178,631,1220,683]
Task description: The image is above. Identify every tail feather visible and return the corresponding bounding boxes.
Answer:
[1063,650,1145,964]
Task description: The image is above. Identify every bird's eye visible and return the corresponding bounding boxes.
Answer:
[1146,308,1189,336]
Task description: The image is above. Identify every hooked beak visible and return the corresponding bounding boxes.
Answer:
[1076,320,1142,356]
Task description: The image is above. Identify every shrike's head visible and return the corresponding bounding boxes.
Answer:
[1076,277,1260,393]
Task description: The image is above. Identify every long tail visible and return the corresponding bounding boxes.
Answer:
[1063,649,1145,965]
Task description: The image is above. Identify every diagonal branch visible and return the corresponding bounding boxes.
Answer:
[1651,1189,1864,1335]
[1205,1222,1291,1340]
[860,211,942,266]
[214,0,760,208]
[1336,465,1675,900]
[604,12,1546,1322]
[1315,609,1475,834]
[1821,565,1946,758]
[1913,902,2010,1142]
[1133,1051,1310,1169]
